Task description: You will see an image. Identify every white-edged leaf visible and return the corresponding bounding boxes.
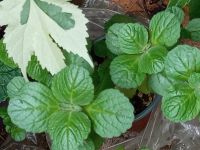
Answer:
[0,0,92,77]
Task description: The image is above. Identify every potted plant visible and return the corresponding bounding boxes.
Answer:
[0,0,200,150]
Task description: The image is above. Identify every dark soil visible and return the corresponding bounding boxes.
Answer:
[0,119,8,146]
[131,91,154,115]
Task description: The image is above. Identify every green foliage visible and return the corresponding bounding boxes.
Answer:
[153,45,200,122]
[0,108,26,141]
[186,18,200,41]
[189,0,200,19]
[106,9,182,89]
[7,65,134,150]
[168,0,190,8]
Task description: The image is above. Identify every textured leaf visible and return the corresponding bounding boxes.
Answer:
[105,14,135,32]
[168,0,190,8]
[86,89,134,138]
[0,40,17,68]
[77,138,95,150]
[186,19,200,41]
[27,56,52,86]
[166,6,184,23]
[149,72,173,96]
[165,45,200,81]
[150,11,180,47]
[162,85,200,122]
[63,51,93,74]
[188,73,200,97]
[110,55,146,88]
[0,62,21,101]
[49,112,91,150]
[7,77,26,99]
[0,0,91,77]
[51,65,94,105]
[106,23,126,55]
[118,23,149,54]
[138,46,167,74]
[8,82,59,132]
[0,108,26,142]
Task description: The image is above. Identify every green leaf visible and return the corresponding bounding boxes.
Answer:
[0,62,21,101]
[118,23,149,54]
[93,39,115,59]
[89,132,104,150]
[162,85,200,122]
[168,0,190,8]
[0,40,17,68]
[138,46,167,74]
[105,14,135,32]
[0,108,26,142]
[93,60,114,94]
[20,0,30,25]
[63,51,93,74]
[8,82,59,132]
[86,89,134,138]
[165,45,200,81]
[33,0,75,29]
[110,55,146,88]
[186,18,200,41]
[7,77,26,99]
[51,65,94,106]
[189,0,200,19]
[150,11,180,47]
[27,55,52,86]
[77,138,95,150]
[166,6,184,23]
[149,72,173,96]
[106,23,126,55]
[188,73,200,97]
[48,112,91,150]
[138,77,151,94]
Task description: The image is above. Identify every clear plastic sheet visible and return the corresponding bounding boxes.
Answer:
[139,104,200,150]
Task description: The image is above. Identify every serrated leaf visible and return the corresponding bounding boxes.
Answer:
[0,0,92,77]
[7,77,26,99]
[27,55,52,86]
[33,0,75,29]
[166,6,184,23]
[186,18,200,41]
[165,45,200,81]
[77,138,95,150]
[48,112,91,150]
[0,40,17,68]
[168,0,190,8]
[8,82,59,132]
[162,85,200,122]
[106,23,126,55]
[110,55,146,88]
[63,51,93,74]
[138,46,167,74]
[149,72,173,96]
[86,89,134,138]
[118,23,149,54]
[0,62,21,101]
[150,11,180,47]
[51,65,94,105]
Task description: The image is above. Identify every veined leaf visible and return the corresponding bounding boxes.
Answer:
[110,55,146,88]
[166,6,184,23]
[186,18,200,41]
[86,89,134,138]
[0,0,92,77]
[77,138,95,150]
[51,65,94,105]
[49,112,91,150]
[168,0,190,8]
[150,11,180,47]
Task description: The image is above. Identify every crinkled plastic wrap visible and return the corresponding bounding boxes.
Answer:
[139,104,200,150]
